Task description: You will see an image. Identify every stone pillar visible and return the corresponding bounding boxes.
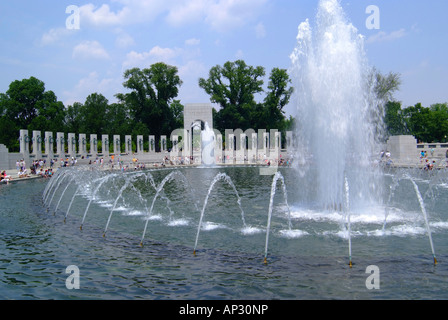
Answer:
[272,130,281,162]
[172,134,179,153]
[215,133,223,164]
[161,135,167,153]
[68,133,76,157]
[44,132,54,158]
[149,135,155,153]
[386,135,418,163]
[32,130,42,158]
[170,129,190,161]
[182,129,189,159]
[137,135,144,154]
[113,135,121,155]
[78,134,87,157]
[225,132,235,164]
[0,144,11,170]
[56,132,65,156]
[19,129,30,155]
[125,135,132,154]
[248,132,258,164]
[261,130,269,162]
[236,133,246,164]
[102,135,109,156]
[170,134,179,161]
[90,134,98,155]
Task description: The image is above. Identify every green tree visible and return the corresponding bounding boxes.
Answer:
[373,70,402,102]
[0,77,66,151]
[199,60,265,131]
[0,116,19,151]
[3,77,46,128]
[79,93,109,136]
[170,99,184,130]
[64,102,83,134]
[428,103,448,142]
[401,103,431,142]
[116,63,182,150]
[384,101,406,136]
[259,68,294,131]
[367,69,402,141]
[105,102,132,137]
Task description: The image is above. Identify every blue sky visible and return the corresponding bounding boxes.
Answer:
[0,0,447,117]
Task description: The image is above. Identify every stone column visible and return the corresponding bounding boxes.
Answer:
[90,134,98,155]
[161,135,167,152]
[137,135,144,154]
[68,133,76,157]
[170,134,179,161]
[248,132,258,164]
[261,131,269,162]
[44,132,54,158]
[78,134,87,157]
[182,130,190,159]
[56,132,65,156]
[236,133,246,164]
[272,130,281,162]
[19,129,30,155]
[102,135,109,156]
[113,135,121,155]
[225,132,235,164]
[124,135,132,154]
[149,135,155,153]
[32,130,43,158]
[215,133,223,164]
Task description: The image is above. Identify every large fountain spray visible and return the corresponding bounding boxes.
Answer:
[290,0,379,210]
[37,0,442,279]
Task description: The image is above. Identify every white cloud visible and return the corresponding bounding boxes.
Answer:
[79,3,130,27]
[185,38,201,46]
[235,49,244,59]
[366,28,407,44]
[205,0,268,32]
[79,1,167,27]
[72,41,110,60]
[123,51,152,69]
[166,0,208,26]
[255,22,266,39]
[78,0,268,32]
[63,71,119,106]
[40,28,74,46]
[122,46,182,69]
[149,46,179,61]
[114,29,135,48]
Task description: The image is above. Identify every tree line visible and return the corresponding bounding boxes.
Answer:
[0,60,295,153]
[2,59,444,153]
[385,101,448,143]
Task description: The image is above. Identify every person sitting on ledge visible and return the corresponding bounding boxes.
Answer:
[18,168,29,178]
[1,171,12,183]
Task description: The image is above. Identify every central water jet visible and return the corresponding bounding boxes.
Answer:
[290,0,380,210]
